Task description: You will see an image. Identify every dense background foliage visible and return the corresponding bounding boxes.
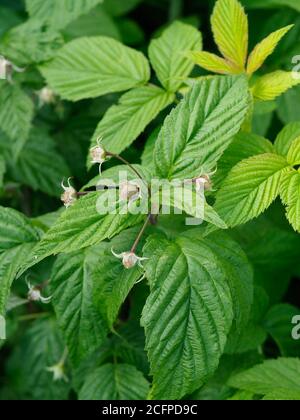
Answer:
[0,0,300,401]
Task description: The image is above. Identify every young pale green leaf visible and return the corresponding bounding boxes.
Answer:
[25,0,104,31]
[214,132,274,187]
[0,129,70,197]
[228,358,300,398]
[190,51,240,75]
[40,36,150,101]
[17,192,146,276]
[247,25,294,75]
[154,75,250,180]
[79,363,149,400]
[141,231,234,399]
[0,81,34,149]
[149,21,202,92]
[280,170,300,232]
[211,0,248,70]
[252,71,300,101]
[264,304,300,357]
[89,86,174,158]
[275,122,300,157]
[7,318,70,400]
[213,154,290,228]
[287,137,300,166]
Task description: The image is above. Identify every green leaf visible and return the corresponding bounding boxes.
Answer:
[40,36,150,101]
[103,0,141,16]
[149,21,202,92]
[280,170,300,232]
[141,230,234,399]
[247,25,293,75]
[252,71,300,101]
[211,0,248,71]
[287,137,300,166]
[50,249,108,366]
[277,86,300,124]
[64,5,120,41]
[0,206,39,315]
[275,122,300,157]
[0,81,34,150]
[0,156,5,188]
[6,318,70,400]
[228,358,300,398]
[0,21,64,65]
[0,129,70,197]
[79,363,149,400]
[214,154,290,228]
[214,132,274,187]
[89,86,174,157]
[18,191,146,275]
[264,304,300,357]
[154,75,250,180]
[25,0,104,31]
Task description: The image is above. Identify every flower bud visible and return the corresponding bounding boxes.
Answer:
[26,280,52,304]
[119,181,141,202]
[0,55,24,82]
[37,86,56,107]
[61,178,77,208]
[111,249,148,269]
[46,362,68,382]
[195,174,213,192]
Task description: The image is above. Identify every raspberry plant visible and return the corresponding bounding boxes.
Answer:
[0,0,300,401]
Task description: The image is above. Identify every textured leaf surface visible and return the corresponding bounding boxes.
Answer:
[214,154,290,227]
[229,358,300,398]
[0,156,5,188]
[214,132,274,187]
[0,129,70,197]
[286,137,300,165]
[0,81,33,147]
[154,75,249,180]
[141,231,234,399]
[275,122,300,156]
[40,36,150,101]
[280,170,300,232]
[89,86,174,157]
[211,0,248,70]
[252,71,300,101]
[7,318,70,400]
[191,51,239,74]
[247,25,294,74]
[79,363,149,400]
[18,192,145,275]
[26,0,104,30]
[149,21,202,92]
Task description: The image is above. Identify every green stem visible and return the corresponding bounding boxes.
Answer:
[131,214,152,253]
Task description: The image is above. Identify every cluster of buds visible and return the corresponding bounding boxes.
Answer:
[90,137,107,174]
[26,279,52,304]
[36,86,56,108]
[111,249,148,270]
[0,55,24,83]
[119,180,141,203]
[61,178,77,208]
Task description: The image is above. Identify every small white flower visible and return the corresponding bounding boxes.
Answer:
[26,280,52,304]
[194,169,217,192]
[0,55,24,83]
[119,181,141,203]
[90,137,107,173]
[36,86,56,107]
[61,178,77,208]
[46,361,68,383]
[111,249,148,269]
